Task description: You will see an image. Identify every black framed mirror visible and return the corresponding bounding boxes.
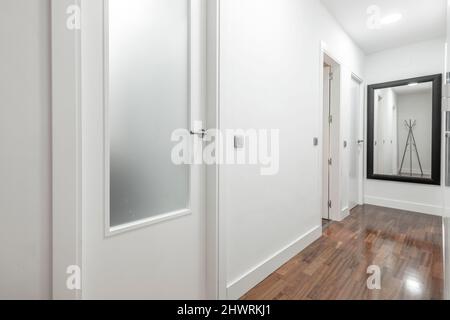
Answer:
[367,74,442,185]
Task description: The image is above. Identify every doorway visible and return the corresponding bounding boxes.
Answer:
[322,54,340,224]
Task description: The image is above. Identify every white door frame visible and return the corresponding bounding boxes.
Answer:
[318,41,365,223]
[51,0,83,300]
[51,0,223,300]
[321,63,332,220]
[319,42,342,222]
[206,0,227,300]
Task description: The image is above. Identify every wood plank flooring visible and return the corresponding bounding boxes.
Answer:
[242,205,444,300]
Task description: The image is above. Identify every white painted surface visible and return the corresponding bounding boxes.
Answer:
[348,77,364,210]
[322,64,331,219]
[321,0,447,54]
[443,0,449,299]
[219,0,364,297]
[325,55,342,222]
[338,66,360,220]
[81,0,207,299]
[365,38,445,215]
[51,0,83,299]
[444,2,450,216]
[205,0,225,299]
[366,38,445,84]
[0,0,52,300]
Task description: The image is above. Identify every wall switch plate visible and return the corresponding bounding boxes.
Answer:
[234,135,244,149]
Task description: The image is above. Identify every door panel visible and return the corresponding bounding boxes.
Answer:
[349,77,362,210]
[81,0,206,299]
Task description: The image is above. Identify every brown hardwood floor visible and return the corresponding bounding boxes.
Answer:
[242,205,444,300]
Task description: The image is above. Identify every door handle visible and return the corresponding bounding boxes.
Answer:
[190,129,207,139]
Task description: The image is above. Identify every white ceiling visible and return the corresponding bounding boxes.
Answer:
[321,0,447,54]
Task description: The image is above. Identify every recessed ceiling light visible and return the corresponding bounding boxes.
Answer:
[408,82,419,87]
[380,13,403,25]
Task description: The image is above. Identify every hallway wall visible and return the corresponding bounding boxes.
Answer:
[364,38,445,215]
[0,0,52,299]
[219,0,365,299]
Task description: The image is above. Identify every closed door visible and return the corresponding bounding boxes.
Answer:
[81,0,207,299]
[349,77,363,210]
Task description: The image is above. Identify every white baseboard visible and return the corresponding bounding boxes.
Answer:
[364,195,443,216]
[226,226,322,300]
[340,207,350,221]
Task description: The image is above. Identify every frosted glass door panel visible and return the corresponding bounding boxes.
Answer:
[108,0,189,227]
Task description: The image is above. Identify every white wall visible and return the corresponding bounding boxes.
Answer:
[365,38,445,215]
[219,0,365,299]
[0,0,51,299]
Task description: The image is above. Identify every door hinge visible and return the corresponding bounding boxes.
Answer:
[328,200,332,209]
[329,72,334,81]
[328,158,332,166]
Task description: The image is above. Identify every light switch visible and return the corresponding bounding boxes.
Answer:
[234,135,244,149]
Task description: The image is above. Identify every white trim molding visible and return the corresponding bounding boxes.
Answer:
[340,207,350,221]
[51,0,83,300]
[364,195,443,216]
[206,0,225,300]
[226,226,322,300]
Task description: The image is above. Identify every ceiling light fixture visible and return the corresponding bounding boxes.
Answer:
[380,13,403,25]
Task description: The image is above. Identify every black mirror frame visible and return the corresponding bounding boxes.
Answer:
[367,74,442,186]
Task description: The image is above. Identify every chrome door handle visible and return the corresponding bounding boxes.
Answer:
[190,129,207,139]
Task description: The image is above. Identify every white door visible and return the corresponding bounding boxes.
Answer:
[81,0,207,299]
[348,77,363,210]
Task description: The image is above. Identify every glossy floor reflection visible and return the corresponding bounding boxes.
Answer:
[242,205,444,300]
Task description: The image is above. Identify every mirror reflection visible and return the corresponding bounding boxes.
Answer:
[373,82,433,178]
